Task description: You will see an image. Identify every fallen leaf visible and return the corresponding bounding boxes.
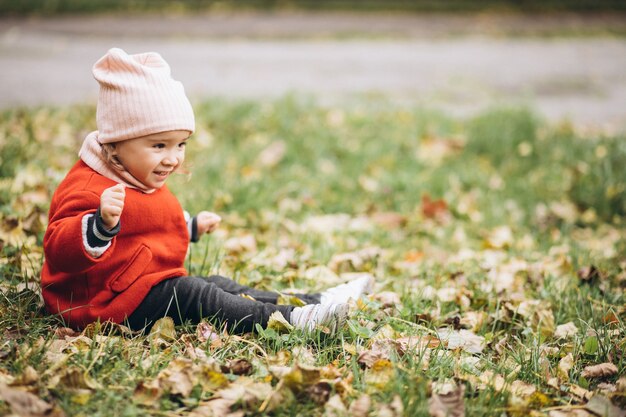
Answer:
[256,140,286,168]
[306,381,332,405]
[276,293,307,306]
[437,328,485,354]
[429,383,465,417]
[348,394,372,417]
[0,383,56,416]
[558,353,574,382]
[584,394,626,417]
[364,359,394,392]
[149,317,177,346]
[372,291,401,308]
[227,358,253,376]
[549,409,596,417]
[555,322,579,339]
[324,394,348,417]
[329,249,380,273]
[484,226,514,249]
[373,394,404,417]
[224,234,257,254]
[369,212,407,229]
[581,363,618,379]
[422,194,449,220]
[266,311,294,333]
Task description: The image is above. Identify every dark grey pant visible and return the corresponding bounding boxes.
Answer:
[127,275,321,333]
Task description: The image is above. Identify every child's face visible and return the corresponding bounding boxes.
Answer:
[112,130,189,189]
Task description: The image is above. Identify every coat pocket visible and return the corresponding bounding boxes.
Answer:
[109,245,153,292]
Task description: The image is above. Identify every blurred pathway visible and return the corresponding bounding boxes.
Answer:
[1,12,626,130]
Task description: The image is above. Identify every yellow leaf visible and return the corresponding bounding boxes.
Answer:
[364,359,394,392]
[276,294,307,306]
[266,311,294,333]
[149,317,177,344]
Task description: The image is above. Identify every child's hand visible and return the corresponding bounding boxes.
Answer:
[100,184,125,230]
[196,211,221,236]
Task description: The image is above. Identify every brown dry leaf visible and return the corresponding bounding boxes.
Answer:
[226,358,253,376]
[53,327,80,339]
[323,394,349,417]
[189,398,238,417]
[219,377,292,414]
[395,335,441,353]
[357,348,389,369]
[47,366,102,392]
[584,394,626,417]
[0,383,61,417]
[422,194,449,220]
[369,212,407,230]
[11,366,38,388]
[372,291,401,308]
[329,249,380,273]
[437,328,485,354]
[373,394,404,417]
[279,363,322,393]
[133,380,162,406]
[348,394,372,417]
[558,353,574,382]
[549,409,596,417]
[305,381,332,405]
[196,321,221,344]
[569,384,593,401]
[581,363,619,379]
[155,357,228,397]
[555,322,579,339]
[484,226,514,249]
[224,234,257,254]
[256,140,286,168]
[429,383,465,417]
[149,317,176,347]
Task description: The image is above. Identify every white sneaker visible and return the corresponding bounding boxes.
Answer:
[320,274,375,305]
[290,303,349,334]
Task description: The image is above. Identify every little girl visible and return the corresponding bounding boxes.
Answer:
[41,48,373,334]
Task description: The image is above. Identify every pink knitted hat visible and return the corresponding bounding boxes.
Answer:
[93,48,195,143]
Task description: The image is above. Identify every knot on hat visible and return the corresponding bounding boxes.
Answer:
[93,48,195,144]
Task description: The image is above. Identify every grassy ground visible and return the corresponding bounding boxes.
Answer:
[0,97,625,416]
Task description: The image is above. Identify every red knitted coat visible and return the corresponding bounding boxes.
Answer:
[41,161,189,329]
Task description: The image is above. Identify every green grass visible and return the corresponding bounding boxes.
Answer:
[0,97,625,416]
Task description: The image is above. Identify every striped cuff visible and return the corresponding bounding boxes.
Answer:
[82,214,111,258]
[189,216,199,243]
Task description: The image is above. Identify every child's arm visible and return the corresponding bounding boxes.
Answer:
[44,184,126,274]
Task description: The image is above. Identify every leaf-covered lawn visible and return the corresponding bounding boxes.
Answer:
[0,97,625,416]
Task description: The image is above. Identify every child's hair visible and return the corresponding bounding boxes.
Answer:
[100,143,124,171]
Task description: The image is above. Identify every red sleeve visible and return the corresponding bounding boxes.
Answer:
[43,189,116,274]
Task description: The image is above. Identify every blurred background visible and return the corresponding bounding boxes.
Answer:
[1,0,626,131]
